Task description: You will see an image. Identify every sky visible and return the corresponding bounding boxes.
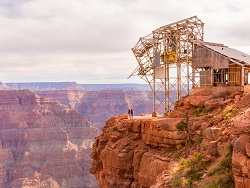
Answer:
[0,0,250,84]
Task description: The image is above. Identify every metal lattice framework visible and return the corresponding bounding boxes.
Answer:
[129,16,204,114]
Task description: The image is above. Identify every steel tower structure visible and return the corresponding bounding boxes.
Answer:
[129,16,204,115]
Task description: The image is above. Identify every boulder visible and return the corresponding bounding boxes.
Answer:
[203,127,221,141]
[189,95,213,107]
[231,108,250,135]
[231,107,250,188]
[204,97,224,110]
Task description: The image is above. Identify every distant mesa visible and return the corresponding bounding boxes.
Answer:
[0,82,11,90]
[4,82,150,91]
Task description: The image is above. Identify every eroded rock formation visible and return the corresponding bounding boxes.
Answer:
[90,115,186,187]
[37,90,153,130]
[91,90,250,187]
[0,90,99,188]
[231,107,250,188]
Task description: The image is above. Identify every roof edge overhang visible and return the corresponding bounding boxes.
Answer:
[194,41,250,67]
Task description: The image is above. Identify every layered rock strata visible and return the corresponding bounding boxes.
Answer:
[0,90,99,187]
[231,108,250,188]
[91,91,250,187]
[37,90,153,130]
[90,115,186,187]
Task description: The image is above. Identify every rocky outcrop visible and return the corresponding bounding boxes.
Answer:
[90,90,250,187]
[90,115,186,187]
[0,90,99,188]
[173,90,250,187]
[231,108,250,188]
[37,90,153,130]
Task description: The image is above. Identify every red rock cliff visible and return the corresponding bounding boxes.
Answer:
[231,106,250,187]
[0,90,99,188]
[90,115,185,187]
[90,91,250,188]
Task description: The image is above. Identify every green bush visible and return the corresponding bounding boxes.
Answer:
[176,120,186,131]
[167,152,207,188]
[110,126,118,131]
[192,106,204,117]
[201,145,234,188]
[196,134,204,144]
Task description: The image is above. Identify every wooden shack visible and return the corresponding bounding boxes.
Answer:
[192,42,250,87]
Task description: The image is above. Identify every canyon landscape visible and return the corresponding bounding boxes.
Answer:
[1,1,250,187]
[0,89,99,187]
[0,82,155,187]
[4,82,154,130]
[2,82,250,188]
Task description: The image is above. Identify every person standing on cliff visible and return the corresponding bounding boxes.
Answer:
[128,108,131,118]
[131,108,134,119]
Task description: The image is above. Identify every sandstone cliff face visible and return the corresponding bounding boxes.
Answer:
[90,115,186,187]
[0,90,99,188]
[231,106,250,188]
[90,90,250,187]
[37,90,153,130]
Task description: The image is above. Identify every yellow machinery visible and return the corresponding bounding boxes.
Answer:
[160,51,177,62]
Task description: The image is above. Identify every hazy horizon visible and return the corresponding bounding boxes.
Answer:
[1,0,250,84]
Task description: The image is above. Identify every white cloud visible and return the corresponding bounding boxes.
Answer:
[0,0,250,83]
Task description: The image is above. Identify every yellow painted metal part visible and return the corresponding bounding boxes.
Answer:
[160,51,177,62]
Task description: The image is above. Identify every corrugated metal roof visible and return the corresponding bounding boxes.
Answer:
[204,44,250,65]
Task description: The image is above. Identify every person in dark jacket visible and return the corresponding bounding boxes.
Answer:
[131,108,134,119]
[128,108,131,118]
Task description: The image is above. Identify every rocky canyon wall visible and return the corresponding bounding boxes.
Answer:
[0,90,99,188]
[37,90,153,130]
[90,91,250,188]
[90,114,185,187]
[231,106,250,187]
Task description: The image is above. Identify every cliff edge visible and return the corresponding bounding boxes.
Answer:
[90,90,250,188]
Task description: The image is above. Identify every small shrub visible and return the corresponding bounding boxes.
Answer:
[111,126,118,131]
[176,120,186,131]
[202,145,234,188]
[224,105,233,114]
[167,152,207,187]
[204,114,214,120]
[125,168,133,175]
[205,181,225,188]
[192,106,204,117]
[223,105,238,121]
[220,129,228,136]
[176,144,183,150]
[125,147,131,153]
[165,151,173,157]
[173,151,182,159]
[197,134,204,144]
[176,113,193,145]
